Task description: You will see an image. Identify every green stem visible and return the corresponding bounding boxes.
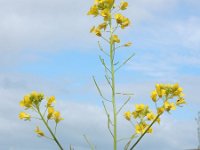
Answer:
[111,51,117,150]
[37,108,64,150]
[129,114,161,150]
[83,134,95,150]
[109,17,117,150]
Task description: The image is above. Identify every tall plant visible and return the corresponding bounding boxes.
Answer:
[87,0,186,150]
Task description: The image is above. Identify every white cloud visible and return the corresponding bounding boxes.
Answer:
[125,15,200,77]
[0,0,100,52]
[0,0,183,66]
[0,0,97,66]
[0,72,197,150]
[128,0,178,22]
[173,16,200,51]
[0,1,199,149]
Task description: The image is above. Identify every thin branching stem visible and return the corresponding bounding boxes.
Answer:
[70,145,74,150]
[44,135,54,141]
[102,101,114,138]
[105,75,112,89]
[116,92,134,96]
[93,76,111,102]
[101,36,110,43]
[36,107,64,150]
[31,116,42,120]
[124,134,137,150]
[83,135,95,150]
[117,96,131,115]
[43,107,48,118]
[99,56,112,74]
[54,123,58,135]
[98,41,110,57]
[115,53,135,72]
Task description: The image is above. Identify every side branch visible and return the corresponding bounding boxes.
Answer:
[98,41,110,56]
[124,134,137,150]
[93,76,111,102]
[105,75,112,89]
[83,135,96,150]
[102,101,114,138]
[99,56,112,74]
[117,96,131,115]
[115,53,135,72]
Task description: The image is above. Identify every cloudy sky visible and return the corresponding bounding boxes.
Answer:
[0,0,200,149]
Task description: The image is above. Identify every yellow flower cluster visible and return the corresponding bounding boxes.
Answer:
[46,96,63,123]
[19,92,63,137]
[124,83,186,135]
[88,0,131,44]
[115,14,130,29]
[19,91,44,109]
[151,83,186,114]
[87,0,114,17]
[124,104,159,134]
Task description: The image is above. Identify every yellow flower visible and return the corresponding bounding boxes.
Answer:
[110,35,120,44]
[54,111,63,123]
[135,124,144,134]
[157,107,165,115]
[95,0,114,9]
[155,84,166,98]
[172,83,179,91]
[35,126,45,137]
[115,14,130,29]
[95,0,113,5]
[155,84,162,97]
[98,22,107,30]
[161,89,166,96]
[121,17,130,29]
[147,127,153,133]
[120,1,128,10]
[135,104,146,112]
[174,87,183,96]
[146,112,160,124]
[30,91,44,104]
[19,95,32,108]
[115,14,124,24]
[47,107,55,120]
[19,112,31,120]
[176,97,186,106]
[164,101,176,112]
[90,26,95,32]
[87,5,99,16]
[135,122,152,134]
[146,112,156,121]
[179,93,185,97]
[101,8,111,21]
[106,0,114,5]
[90,26,102,36]
[47,96,56,107]
[20,92,44,108]
[124,42,132,47]
[95,0,103,3]
[156,117,161,124]
[151,90,157,102]
[124,111,131,121]
[132,111,139,119]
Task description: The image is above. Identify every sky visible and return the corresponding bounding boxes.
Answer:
[0,0,200,149]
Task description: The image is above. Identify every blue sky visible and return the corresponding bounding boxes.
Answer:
[0,0,200,150]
